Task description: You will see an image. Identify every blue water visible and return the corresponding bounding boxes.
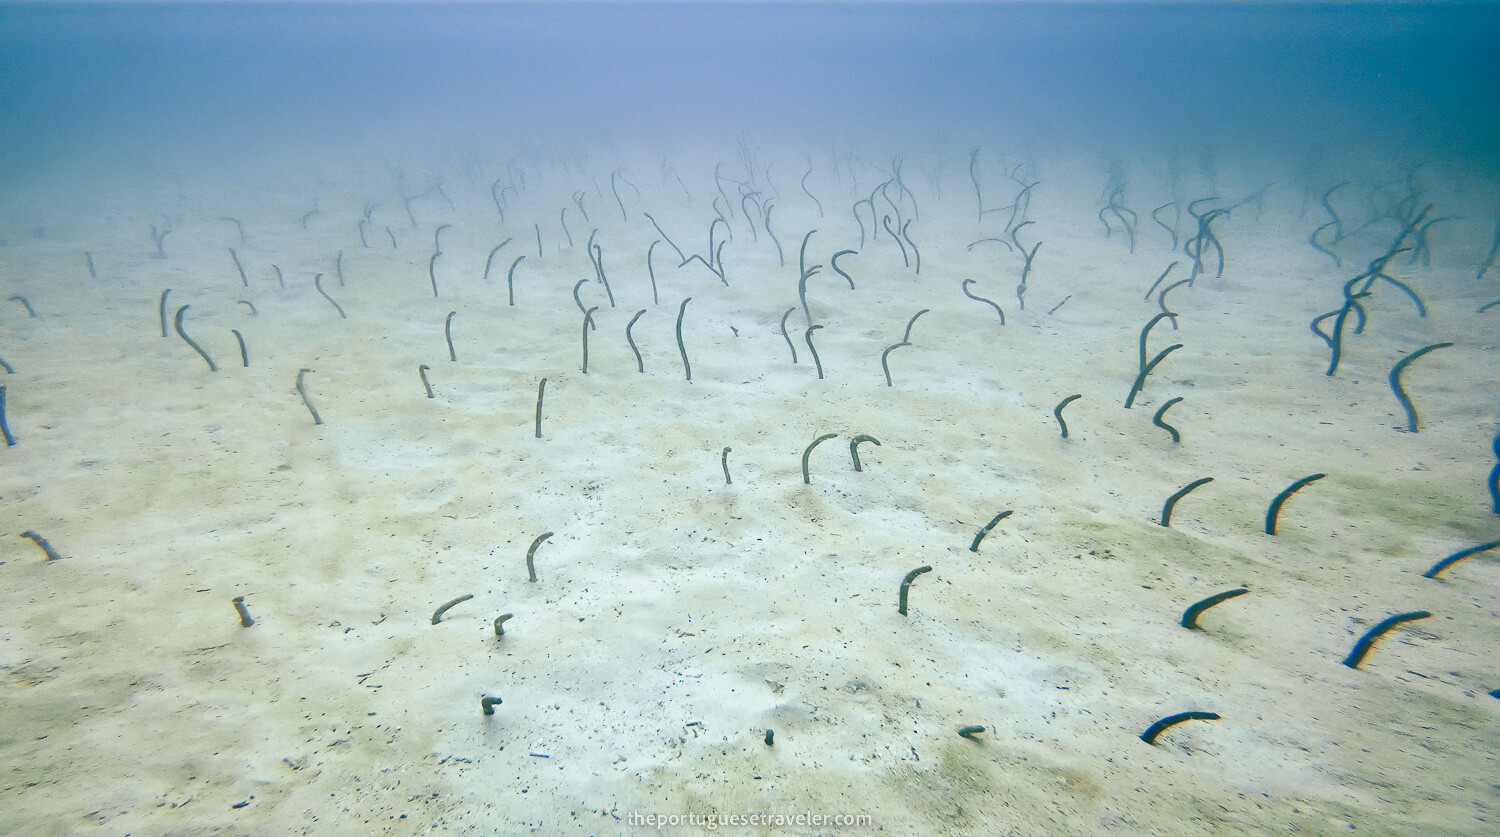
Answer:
[3,5,1499,833]
[2,2,1497,184]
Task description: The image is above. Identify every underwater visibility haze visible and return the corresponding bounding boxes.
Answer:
[1,1,1498,834]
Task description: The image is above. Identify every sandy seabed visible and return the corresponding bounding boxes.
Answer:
[1,141,1497,835]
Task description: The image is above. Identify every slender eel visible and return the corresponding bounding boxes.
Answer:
[20,530,61,561]
[780,307,799,363]
[1152,205,1178,250]
[1475,218,1500,280]
[626,309,647,372]
[1310,222,1341,267]
[612,170,628,221]
[1324,294,1368,376]
[1160,478,1214,527]
[1321,182,1349,241]
[159,289,171,337]
[849,434,880,471]
[581,307,598,373]
[801,167,823,217]
[883,216,909,266]
[897,566,932,616]
[1265,473,1325,535]
[721,447,732,485]
[482,240,511,283]
[646,241,661,304]
[1342,611,1432,669]
[174,305,218,372]
[1378,273,1426,316]
[444,311,458,361]
[1152,397,1184,443]
[970,510,1013,553]
[526,532,553,582]
[881,342,910,387]
[232,329,248,367]
[804,325,825,379]
[481,696,503,716]
[1422,539,1500,579]
[902,308,928,343]
[1309,310,1338,347]
[419,364,434,398]
[967,237,1013,252]
[237,300,257,315]
[506,256,524,306]
[572,279,589,317]
[741,195,759,241]
[1140,711,1220,744]
[0,386,15,446]
[969,147,984,221]
[232,596,254,627]
[1018,242,1041,296]
[1053,394,1082,439]
[961,280,1005,325]
[798,266,822,326]
[1157,279,1191,329]
[534,378,546,438]
[1389,342,1454,432]
[1125,344,1183,409]
[1142,262,1178,300]
[229,247,249,287]
[830,249,857,288]
[1138,312,1178,374]
[494,614,513,636]
[675,298,693,381]
[644,213,685,262]
[798,229,817,279]
[901,219,920,275]
[296,368,322,425]
[1181,588,1249,629]
[431,594,474,625]
[765,203,785,265]
[315,273,346,318]
[802,433,838,484]
[1490,431,1500,514]
[590,235,616,307]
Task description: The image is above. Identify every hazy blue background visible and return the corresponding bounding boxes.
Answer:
[1,1,1497,182]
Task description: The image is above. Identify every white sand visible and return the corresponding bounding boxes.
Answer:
[2,143,1497,835]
